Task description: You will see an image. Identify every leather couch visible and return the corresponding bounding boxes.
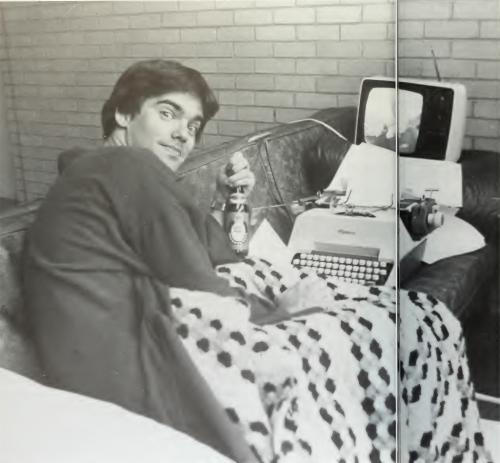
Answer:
[0,106,498,385]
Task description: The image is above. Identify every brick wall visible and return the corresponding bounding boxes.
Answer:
[0,0,395,201]
[398,0,500,152]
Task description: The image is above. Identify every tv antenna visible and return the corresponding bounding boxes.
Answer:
[431,48,442,82]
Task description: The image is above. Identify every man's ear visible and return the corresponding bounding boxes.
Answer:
[115,110,132,129]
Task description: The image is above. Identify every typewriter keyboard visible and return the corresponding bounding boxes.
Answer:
[291,251,394,286]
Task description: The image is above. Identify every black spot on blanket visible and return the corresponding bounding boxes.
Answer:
[217,351,232,368]
[253,341,269,353]
[241,369,255,383]
[196,338,210,352]
[230,331,246,345]
[250,421,269,436]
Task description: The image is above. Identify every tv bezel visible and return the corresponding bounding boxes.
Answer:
[355,76,467,162]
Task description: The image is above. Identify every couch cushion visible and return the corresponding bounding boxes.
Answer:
[403,244,496,319]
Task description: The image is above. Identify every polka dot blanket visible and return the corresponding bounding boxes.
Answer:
[170,257,492,463]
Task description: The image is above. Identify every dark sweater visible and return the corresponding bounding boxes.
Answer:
[23,146,254,462]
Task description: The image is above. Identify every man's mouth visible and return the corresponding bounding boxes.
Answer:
[159,143,182,158]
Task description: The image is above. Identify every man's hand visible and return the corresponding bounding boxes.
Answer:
[215,151,256,201]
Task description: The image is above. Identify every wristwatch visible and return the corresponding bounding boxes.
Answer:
[210,198,226,212]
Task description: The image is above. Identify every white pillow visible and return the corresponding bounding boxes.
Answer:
[0,367,235,463]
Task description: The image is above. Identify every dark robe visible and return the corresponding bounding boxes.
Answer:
[23,146,255,462]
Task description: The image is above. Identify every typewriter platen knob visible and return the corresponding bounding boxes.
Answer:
[427,211,444,229]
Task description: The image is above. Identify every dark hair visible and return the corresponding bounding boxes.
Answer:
[101,60,219,141]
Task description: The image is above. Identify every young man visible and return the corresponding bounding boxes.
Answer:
[23,60,257,462]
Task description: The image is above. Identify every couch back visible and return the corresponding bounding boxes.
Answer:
[0,106,356,381]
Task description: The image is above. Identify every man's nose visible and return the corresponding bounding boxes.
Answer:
[171,119,189,143]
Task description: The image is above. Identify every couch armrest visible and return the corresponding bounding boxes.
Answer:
[458,150,499,242]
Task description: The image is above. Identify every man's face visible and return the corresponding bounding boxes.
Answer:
[117,92,203,172]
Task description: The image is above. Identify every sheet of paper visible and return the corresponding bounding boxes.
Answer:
[324,143,396,207]
[399,157,462,208]
[422,214,485,264]
[249,219,292,268]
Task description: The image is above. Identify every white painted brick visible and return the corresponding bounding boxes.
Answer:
[425,21,479,39]
[467,80,500,99]
[316,76,361,93]
[256,25,296,41]
[181,28,217,42]
[341,24,387,40]
[162,43,198,57]
[452,41,500,60]
[363,4,394,22]
[144,2,179,12]
[255,0,295,6]
[480,21,500,39]
[363,41,394,59]
[183,58,218,72]
[477,62,500,79]
[218,120,256,136]
[296,59,338,74]
[255,58,295,74]
[126,43,164,58]
[274,8,315,24]
[317,40,363,57]
[83,31,116,44]
[235,9,273,25]
[399,1,451,20]
[196,10,234,26]
[275,75,316,91]
[339,60,387,76]
[205,74,236,89]
[196,42,233,57]
[474,137,500,151]
[218,90,255,105]
[237,106,274,122]
[466,118,500,137]
[275,107,314,123]
[215,0,254,9]
[112,2,144,14]
[297,25,340,40]
[77,100,103,113]
[162,12,197,27]
[235,42,273,57]
[398,21,424,39]
[129,14,163,29]
[474,100,500,119]
[274,42,316,57]
[72,15,130,30]
[295,92,338,109]
[214,105,237,120]
[337,94,358,106]
[217,26,254,42]
[202,120,218,135]
[317,6,362,23]
[454,1,499,19]
[217,59,255,73]
[178,1,215,11]
[399,40,451,58]
[297,0,343,5]
[255,91,294,107]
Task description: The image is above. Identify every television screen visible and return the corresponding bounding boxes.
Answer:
[356,77,467,162]
[398,90,423,154]
[364,87,396,151]
[363,88,423,154]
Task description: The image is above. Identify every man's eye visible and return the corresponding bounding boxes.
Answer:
[188,124,200,136]
[159,110,174,120]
